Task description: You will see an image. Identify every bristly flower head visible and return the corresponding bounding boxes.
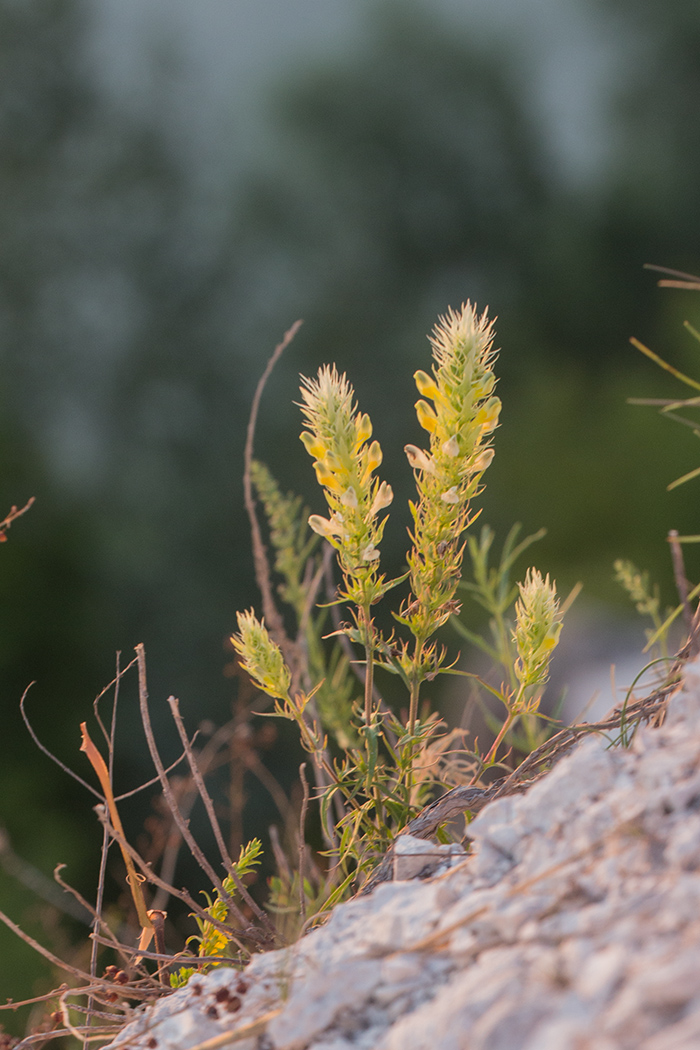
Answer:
[299,365,393,606]
[402,302,501,644]
[513,568,563,689]
[231,609,291,701]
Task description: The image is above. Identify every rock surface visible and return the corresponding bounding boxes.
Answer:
[105,656,700,1050]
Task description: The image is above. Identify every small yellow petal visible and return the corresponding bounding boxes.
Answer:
[313,461,344,494]
[414,369,440,400]
[300,431,326,460]
[308,514,343,540]
[367,439,383,471]
[415,400,438,433]
[474,396,501,433]
[472,447,495,472]
[356,412,373,445]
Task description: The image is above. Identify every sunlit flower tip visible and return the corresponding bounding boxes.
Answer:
[414,369,440,400]
[369,481,393,516]
[472,447,495,472]
[308,514,343,541]
[475,397,501,433]
[441,434,460,458]
[362,544,380,562]
[441,486,460,504]
[356,413,372,445]
[542,623,563,650]
[367,440,383,471]
[231,610,291,701]
[404,444,435,474]
[473,374,496,400]
[341,487,359,508]
[415,400,438,433]
[300,431,326,460]
[313,460,343,494]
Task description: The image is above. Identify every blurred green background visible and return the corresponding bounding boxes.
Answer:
[2,0,700,1027]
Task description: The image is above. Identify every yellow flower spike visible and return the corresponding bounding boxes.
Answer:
[512,569,563,688]
[231,610,292,701]
[299,363,391,608]
[403,302,503,733]
[414,369,440,401]
[415,400,438,433]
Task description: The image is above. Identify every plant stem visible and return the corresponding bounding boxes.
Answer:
[481,683,525,769]
[482,711,515,769]
[363,612,374,728]
[408,638,425,736]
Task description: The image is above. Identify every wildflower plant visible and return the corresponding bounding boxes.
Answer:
[397,305,501,731]
[299,365,395,727]
[232,301,567,888]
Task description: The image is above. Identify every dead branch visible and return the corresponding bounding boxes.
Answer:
[243,319,303,649]
[135,644,273,939]
[166,695,235,875]
[0,497,35,541]
[94,802,262,952]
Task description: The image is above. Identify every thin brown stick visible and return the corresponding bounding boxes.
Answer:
[668,530,695,636]
[244,751,297,837]
[644,263,700,284]
[20,686,101,800]
[268,824,291,886]
[0,496,35,540]
[493,677,680,797]
[80,723,153,935]
[166,695,235,875]
[298,763,310,923]
[0,908,96,985]
[94,797,263,950]
[0,986,69,1011]
[244,319,303,647]
[52,866,124,949]
[91,653,138,751]
[88,650,124,1045]
[0,829,91,923]
[134,644,268,935]
[114,751,191,802]
[13,1028,123,1050]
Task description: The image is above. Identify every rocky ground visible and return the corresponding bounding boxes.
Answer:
[105,654,700,1050]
